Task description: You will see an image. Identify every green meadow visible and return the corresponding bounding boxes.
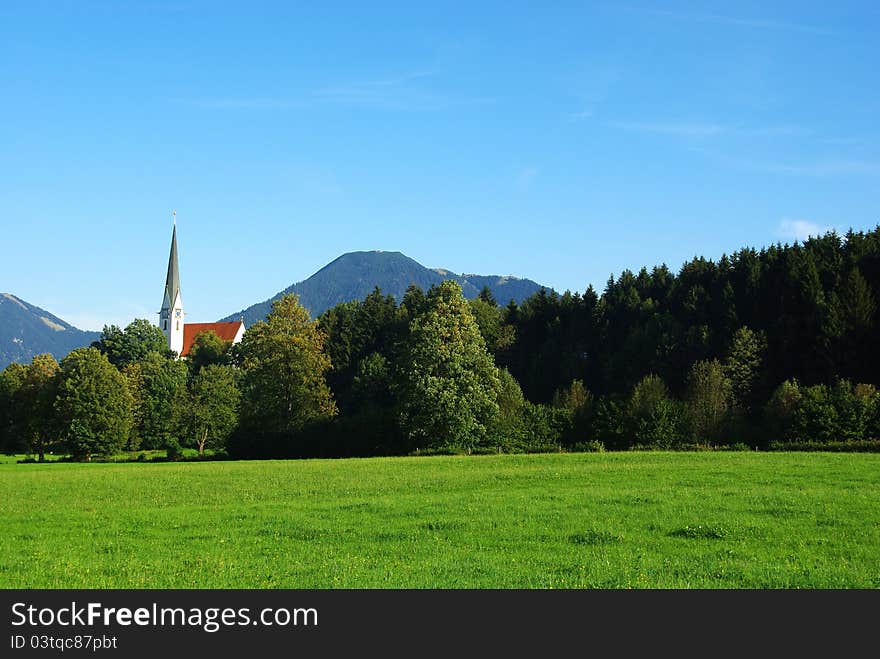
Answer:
[1,452,878,588]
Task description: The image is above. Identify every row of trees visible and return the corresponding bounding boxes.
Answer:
[314,290,880,455]
[553,370,879,452]
[0,280,509,459]
[1,226,878,460]
[0,319,243,460]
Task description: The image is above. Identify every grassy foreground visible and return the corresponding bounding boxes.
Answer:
[1,452,878,588]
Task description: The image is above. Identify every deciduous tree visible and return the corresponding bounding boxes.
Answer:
[54,348,132,460]
[137,352,189,450]
[625,374,683,448]
[396,280,500,452]
[92,318,170,366]
[238,294,337,436]
[187,330,232,375]
[175,364,239,455]
[18,354,60,461]
[686,359,732,444]
[0,362,29,454]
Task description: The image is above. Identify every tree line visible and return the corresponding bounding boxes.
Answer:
[1,226,879,461]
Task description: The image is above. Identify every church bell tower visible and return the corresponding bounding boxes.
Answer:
[159,213,185,356]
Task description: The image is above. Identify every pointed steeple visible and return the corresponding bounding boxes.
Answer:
[159,214,185,357]
[162,223,181,313]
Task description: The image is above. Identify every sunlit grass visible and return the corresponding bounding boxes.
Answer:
[1,452,877,588]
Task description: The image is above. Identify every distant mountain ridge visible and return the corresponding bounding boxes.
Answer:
[0,294,100,370]
[0,253,547,369]
[220,251,548,326]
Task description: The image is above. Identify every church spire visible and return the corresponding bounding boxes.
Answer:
[162,222,181,313]
[159,212,185,356]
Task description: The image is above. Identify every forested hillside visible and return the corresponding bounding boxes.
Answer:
[2,227,878,461]
[220,250,545,325]
[499,227,879,402]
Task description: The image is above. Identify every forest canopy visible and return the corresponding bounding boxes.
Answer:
[1,226,879,460]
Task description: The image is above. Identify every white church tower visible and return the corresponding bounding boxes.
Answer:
[159,215,185,356]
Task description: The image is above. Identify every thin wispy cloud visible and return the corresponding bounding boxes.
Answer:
[568,110,593,122]
[777,219,836,242]
[187,71,491,112]
[746,125,813,138]
[566,65,621,124]
[189,97,306,110]
[619,6,836,36]
[821,137,869,147]
[692,147,880,178]
[759,160,880,177]
[608,121,727,137]
[335,71,435,88]
[314,71,432,104]
[314,71,492,111]
[607,121,811,139]
[88,2,192,11]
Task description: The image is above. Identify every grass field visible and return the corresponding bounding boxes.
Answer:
[1,452,878,588]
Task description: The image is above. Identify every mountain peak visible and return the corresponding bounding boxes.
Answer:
[220,251,547,325]
[0,294,100,369]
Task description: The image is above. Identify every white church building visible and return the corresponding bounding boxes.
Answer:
[159,220,244,357]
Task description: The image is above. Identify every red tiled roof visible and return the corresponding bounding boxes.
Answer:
[181,321,244,357]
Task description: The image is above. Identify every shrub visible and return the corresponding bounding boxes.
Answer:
[571,440,605,453]
[165,438,183,461]
[869,391,880,440]
[767,439,880,452]
[833,381,877,442]
[552,380,594,445]
[624,375,686,449]
[791,384,838,443]
[764,379,802,443]
[590,396,625,449]
[766,380,879,445]
[516,403,566,453]
[633,398,685,449]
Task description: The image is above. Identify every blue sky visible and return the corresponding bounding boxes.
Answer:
[1,1,878,330]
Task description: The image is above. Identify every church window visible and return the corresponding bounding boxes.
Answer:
[163,321,167,330]
[176,321,179,330]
